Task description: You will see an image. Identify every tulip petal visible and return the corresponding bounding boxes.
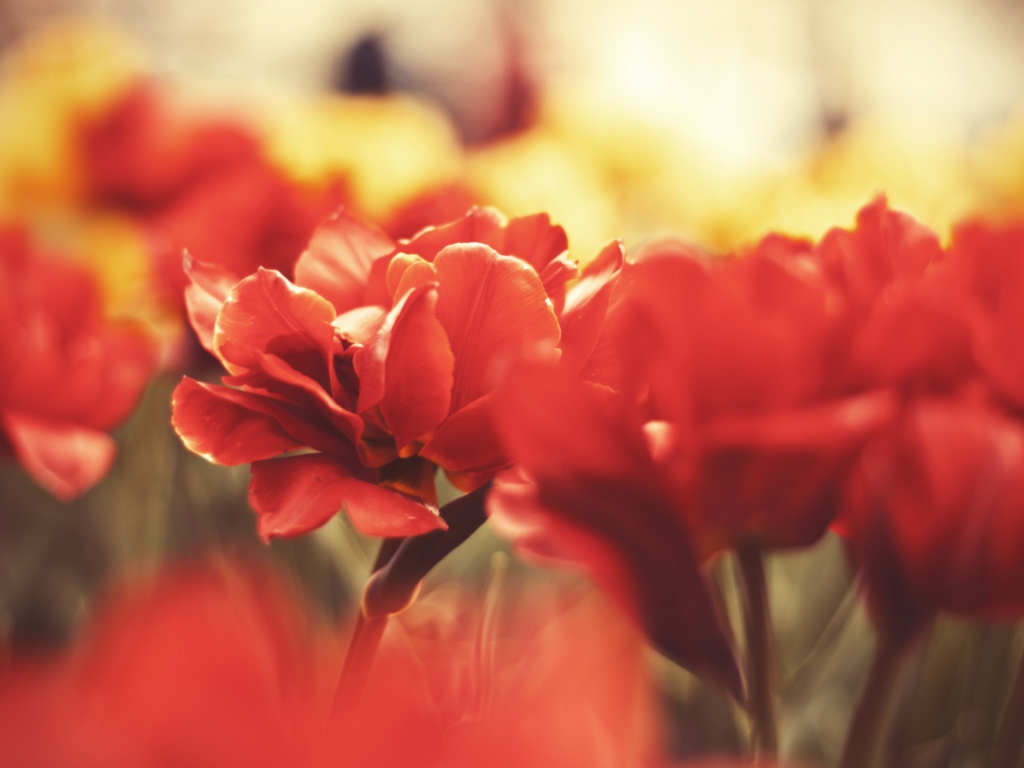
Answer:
[171,378,308,465]
[172,377,360,464]
[222,350,363,442]
[400,207,505,261]
[182,251,238,353]
[357,285,453,451]
[214,268,336,385]
[293,210,395,314]
[249,454,445,541]
[419,392,504,474]
[494,362,742,697]
[0,409,115,500]
[558,241,623,374]
[434,243,560,412]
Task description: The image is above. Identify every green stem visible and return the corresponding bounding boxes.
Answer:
[994,647,1024,768]
[737,544,778,758]
[838,632,904,768]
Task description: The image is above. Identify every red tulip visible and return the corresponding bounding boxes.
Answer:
[0,229,155,499]
[817,197,974,394]
[491,230,896,692]
[172,207,620,542]
[80,81,342,307]
[946,221,1024,408]
[839,397,1024,645]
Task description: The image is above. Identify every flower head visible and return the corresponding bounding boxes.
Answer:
[173,207,619,542]
[0,228,155,499]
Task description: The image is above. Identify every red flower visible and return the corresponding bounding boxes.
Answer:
[946,221,1024,408]
[839,397,1024,646]
[816,198,975,395]
[491,230,894,692]
[0,229,156,499]
[172,207,619,542]
[81,81,342,307]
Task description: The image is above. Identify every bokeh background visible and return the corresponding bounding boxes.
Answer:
[2,1,1024,765]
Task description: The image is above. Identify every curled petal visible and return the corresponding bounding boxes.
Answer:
[214,268,336,383]
[222,350,363,442]
[0,410,115,500]
[293,210,395,314]
[171,377,306,465]
[249,454,445,542]
[386,254,437,305]
[356,284,454,451]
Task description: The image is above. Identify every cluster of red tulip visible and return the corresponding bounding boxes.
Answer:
[4,65,1024,763]
[166,194,1024,766]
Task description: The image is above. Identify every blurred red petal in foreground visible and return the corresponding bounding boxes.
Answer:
[0,228,156,499]
[0,558,659,768]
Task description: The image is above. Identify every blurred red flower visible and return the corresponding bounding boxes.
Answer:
[839,397,1024,646]
[491,228,897,693]
[818,197,974,394]
[80,81,342,307]
[172,207,619,542]
[0,229,155,499]
[0,558,657,768]
[946,220,1024,408]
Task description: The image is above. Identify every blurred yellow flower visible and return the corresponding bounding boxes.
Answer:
[0,20,140,216]
[261,93,464,223]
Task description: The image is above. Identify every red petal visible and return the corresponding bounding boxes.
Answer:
[332,305,387,346]
[357,285,453,451]
[171,377,308,465]
[491,360,743,697]
[818,196,944,315]
[182,251,239,353]
[0,410,115,500]
[293,210,395,314]
[558,240,623,374]
[249,454,445,541]
[400,207,506,261]
[502,212,570,272]
[434,243,560,412]
[420,391,504,474]
[222,349,363,442]
[213,268,335,383]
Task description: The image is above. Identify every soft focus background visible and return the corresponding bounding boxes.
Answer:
[2,0,1024,765]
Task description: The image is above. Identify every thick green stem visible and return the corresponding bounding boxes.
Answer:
[994,649,1024,768]
[737,544,778,758]
[838,633,904,768]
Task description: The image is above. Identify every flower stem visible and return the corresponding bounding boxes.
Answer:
[994,648,1024,768]
[737,543,778,758]
[838,632,904,768]
[329,538,401,731]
